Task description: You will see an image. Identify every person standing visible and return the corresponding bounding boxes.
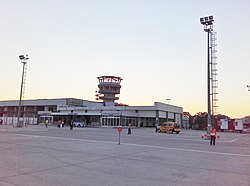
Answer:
[127,123,132,135]
[70,120,74,130]
[155,124,160,132]
[210,127,217,145]
[69,113,74,130]
[57,119,62,128]
[45,119,48,128]
[0,118,3,126]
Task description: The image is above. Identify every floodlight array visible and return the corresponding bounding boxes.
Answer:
[200,16,214,25]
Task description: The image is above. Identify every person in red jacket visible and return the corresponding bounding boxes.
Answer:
[210,127,217,145]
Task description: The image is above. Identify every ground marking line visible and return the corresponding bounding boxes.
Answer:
[13,134,250,158]
[123,143,250,157]
[222,139,239,143]
[126,134,241,143]
[230,139,238,142]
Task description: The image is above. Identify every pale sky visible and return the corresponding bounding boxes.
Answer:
[0,0,249,118]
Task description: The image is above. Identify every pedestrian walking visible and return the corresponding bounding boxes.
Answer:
[0,118,3,126]
[210,127,217,145]
[127,123,132,135]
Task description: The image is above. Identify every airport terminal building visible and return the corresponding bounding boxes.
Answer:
[0,76,183,127]
[0,98,183,127]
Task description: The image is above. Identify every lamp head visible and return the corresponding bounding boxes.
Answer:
[200,17,204,24]
[200,15,214,25]
[19,55,25,60]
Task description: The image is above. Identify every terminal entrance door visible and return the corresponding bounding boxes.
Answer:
[101,116,120,127]
[39,115,53,124]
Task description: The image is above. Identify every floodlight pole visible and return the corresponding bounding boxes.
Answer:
[207,30,212,135]
[200,16,214,135]
[17,55,29,127]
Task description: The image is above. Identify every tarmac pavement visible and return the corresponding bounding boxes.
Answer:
[0,125,249,186]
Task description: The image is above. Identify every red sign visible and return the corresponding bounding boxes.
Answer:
[118,126,122,132]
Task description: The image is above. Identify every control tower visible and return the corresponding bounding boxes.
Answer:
[97,76,122,106]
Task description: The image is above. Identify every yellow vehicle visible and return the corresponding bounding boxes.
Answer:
[159,122,181,134]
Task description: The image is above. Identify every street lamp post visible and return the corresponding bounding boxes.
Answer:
[200,15,214,135]
[17,54,29,127]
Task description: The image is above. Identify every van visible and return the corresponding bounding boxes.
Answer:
[159,122,181,134]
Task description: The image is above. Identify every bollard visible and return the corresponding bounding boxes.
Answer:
[117,126,122,145]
